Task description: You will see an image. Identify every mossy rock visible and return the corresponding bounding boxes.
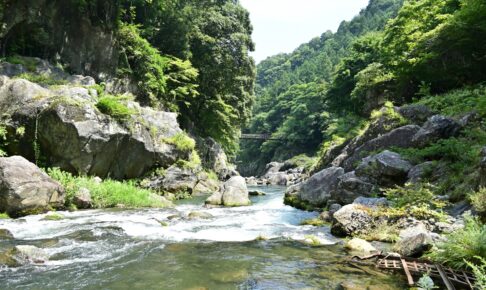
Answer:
[42,213,64,221]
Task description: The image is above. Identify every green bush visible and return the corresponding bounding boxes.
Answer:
[163,132,196,152]
[466,257,486,290]
[0,124,7,157]
[47,168,170,209]
[0,213,10,219]
[96,95,135,121]
[6,55,38,71]
[14,73,68,86]
[428,216,486,269]
[471,188,486,222]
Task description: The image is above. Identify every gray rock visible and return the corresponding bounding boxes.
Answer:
[395,223,434,257]
[297,167,345,207]
[263,162,284,178]
[332,171,377,204]
[341,125,421,171]
[205,176,250,207]
[0,76,191,180]
[407,161,434,183]
[12,245,49,265]
[267,172,289,186]
[72,187,92,209]
[331,204,373,237]
[187,211,213,220]
[245,177,258,186]
[193,179,220,196]
[397,104,434,125]
[412,115,462,147]
[459,111,479,127]
[353,197,389,208]
[345,238,377,254]
[356,151,412,186]
[0,229,13,240]
[196,137,235,180]
[147,166,198,194]
[0,156,65,217]
[328,203,343,215]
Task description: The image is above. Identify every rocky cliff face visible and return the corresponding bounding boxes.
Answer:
[0,58,191,179]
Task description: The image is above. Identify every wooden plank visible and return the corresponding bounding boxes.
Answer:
[413,261,418,272]
[401,258,415,286]
[437,264,456,290]
[462,271,474,289]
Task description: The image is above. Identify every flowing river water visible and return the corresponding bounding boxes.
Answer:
[0,186,406,289]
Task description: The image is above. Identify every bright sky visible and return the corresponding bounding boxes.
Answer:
[239,0,370,63]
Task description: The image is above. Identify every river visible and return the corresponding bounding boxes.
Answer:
[0,186,405,289]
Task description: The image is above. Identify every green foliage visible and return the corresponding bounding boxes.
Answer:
[47,168,170,209]
[42,213,64,221]
[5,55,38,71]
[471,188,486,222]
[162,132,196,152]
[418,85,486,117]
[0,213,10,219]
[357,220,400,243]
[428,216,486,269]
[282,154,317,172]
[0,124,7,157]
[95,95,136,121]
[466,257,486,290]
[300,218,326,227]
[14,73,68,86]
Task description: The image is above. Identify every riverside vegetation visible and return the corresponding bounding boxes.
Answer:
[0,0,485,289]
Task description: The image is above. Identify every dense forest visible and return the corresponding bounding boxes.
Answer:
[0,0,255,155]
[239,0,486,176]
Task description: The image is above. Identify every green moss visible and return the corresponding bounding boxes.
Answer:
[284,195,314,211]
[356,220,400,242]
[42,213,64,221]
[0,213,11,219]
[96,95,136,122]
[14,73,68,86]
[6,55,38,71]
[46,168,171,209]
[162,132,196,152]
[300,218,326,227]
[470,188,486,222]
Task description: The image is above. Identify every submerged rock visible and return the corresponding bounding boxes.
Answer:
[205,176,250,207]
[0,156,65,217]
[345,238,377,254]
[187,211,213,220]
[249,190,266,196]
[0,245,49,267]
[0,229,14,240]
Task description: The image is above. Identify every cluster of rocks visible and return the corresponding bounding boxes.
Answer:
[245,161,305,187]
[205,176,251,207]
[283,104,476,258]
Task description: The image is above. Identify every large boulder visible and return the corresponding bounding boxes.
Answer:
[267,172,290,186]
[263,162,284,178]
[407,162,434,184]
[72,187,92,209]
[340,125,421,171]
[397,104,434,125]
[396,224,433,257]
[412,115,462,147]
[205,176,250,207]
[0,75,191,179]
[196,137,235,180]
[332,172,377,204]
[331,204,373,237]
[345,238,377,254]
[0,156,65,217]
[356,151,412,186]
[290,167,345,208]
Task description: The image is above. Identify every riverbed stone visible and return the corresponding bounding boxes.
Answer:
[73,187,92,209]
[345,238,377,254]
[295,167,345,207]
[205,176,250,207]
[396,224,433,257]
[146,165,198,194]
[0,156,65,217]
[332,171,377,204]
[331,204,373,237]
[188,211,213,220]
[0,229,13,239]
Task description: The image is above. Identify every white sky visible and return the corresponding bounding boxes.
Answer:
[239,0,370,63]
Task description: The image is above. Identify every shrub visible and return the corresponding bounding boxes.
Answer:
[96,95,135,121]
[6,55,38,71]
[300,218,326,226]
[428,216,486,269]
[282,154,317,172]
[47,168,170,209]
[357,220,400,242]
[466,257,486,290]
[163,132,196,152]
[0,213,10,219]
[0,124,7,157]
[14,73,68,86]
[471,188,486,222]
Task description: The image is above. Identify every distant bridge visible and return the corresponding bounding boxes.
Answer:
[240,133,284,141]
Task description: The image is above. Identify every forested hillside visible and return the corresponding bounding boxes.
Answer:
[0,0,255,154]
[238,0,404,175]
